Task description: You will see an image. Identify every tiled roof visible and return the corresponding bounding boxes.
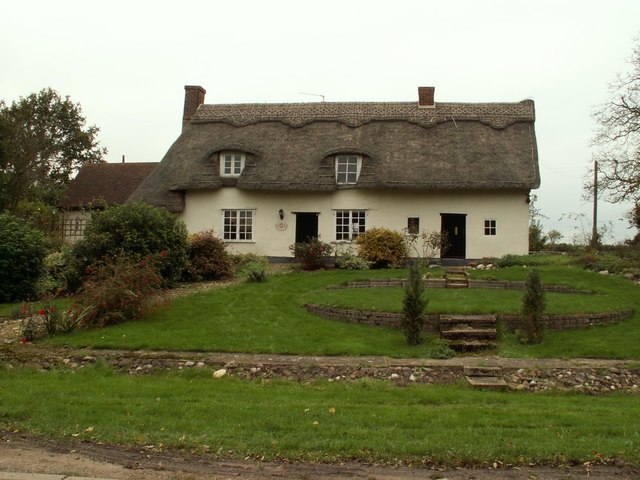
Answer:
[59,162,158,208]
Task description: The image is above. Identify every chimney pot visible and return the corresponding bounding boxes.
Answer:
[418,86,435,108]
[183,85,206,131]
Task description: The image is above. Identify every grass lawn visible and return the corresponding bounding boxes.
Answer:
[1,365,638,465]
[40,262,640,359]
[43,269,451,358]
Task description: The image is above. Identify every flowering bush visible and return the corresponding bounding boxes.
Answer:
[75,254,165,328]
[290,237,333,271]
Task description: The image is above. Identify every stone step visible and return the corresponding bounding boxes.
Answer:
[439,315,497,329]
[466,375,508,390]
[441,327,497,341]
[463,365,503,377]
[447,340,497,352]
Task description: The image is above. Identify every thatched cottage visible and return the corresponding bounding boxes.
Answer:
[129,86,539,260]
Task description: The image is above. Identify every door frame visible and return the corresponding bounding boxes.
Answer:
[293,212,320,244]
[440,213,467,259]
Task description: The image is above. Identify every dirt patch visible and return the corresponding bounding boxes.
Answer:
[1,433,638,480]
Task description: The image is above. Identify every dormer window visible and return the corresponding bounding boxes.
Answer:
[335,155,361,184]
[220,152,245,177]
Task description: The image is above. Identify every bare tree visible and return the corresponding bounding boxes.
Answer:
[591,38,640,204]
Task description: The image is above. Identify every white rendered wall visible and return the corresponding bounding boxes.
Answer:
[180,188,530,259]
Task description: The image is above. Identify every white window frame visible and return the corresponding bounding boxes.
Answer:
[61,217,87,239]
[220,152,246,177]
[335,209,366,241]
[335,155,362,185]
[484,219,497,236]
[222,209,255,241]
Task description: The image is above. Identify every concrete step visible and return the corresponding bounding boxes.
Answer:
[463,365,503,377]
[441,327,497,341]
[466,375,508,390]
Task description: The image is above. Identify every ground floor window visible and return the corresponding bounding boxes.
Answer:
[335,210,366,240]
[484,219,497,236]
[61,217,87,239]
[407,217,420,235]
[223,209,254,241]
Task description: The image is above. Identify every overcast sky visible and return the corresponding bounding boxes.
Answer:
[2,0,639,242]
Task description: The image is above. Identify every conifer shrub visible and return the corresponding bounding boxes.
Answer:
[356,227,407,268]
[518,268,546,344]
[185,230,233,281]
[401,262,428,345]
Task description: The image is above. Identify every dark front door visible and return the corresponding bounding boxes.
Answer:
[441,213,466,258]
[295,212,319,243]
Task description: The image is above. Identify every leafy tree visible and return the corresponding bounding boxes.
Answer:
[0,88,106,212]
[591,39,640,205]
[401,262,428,345]
[70,202,188,287]
[0,212,48,302]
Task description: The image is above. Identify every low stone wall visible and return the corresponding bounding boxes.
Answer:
[330,279,592,294]
[305,304,633,332]
[499,310,633,331]
[305,304,440,333]
[468,280,593,294]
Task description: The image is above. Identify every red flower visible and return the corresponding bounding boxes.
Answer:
[20,338,28,344]
[49,307,54,313]
[38,309,45,315]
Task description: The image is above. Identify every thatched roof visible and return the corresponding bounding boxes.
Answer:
[130,98,539,213]
[59,162,158,209]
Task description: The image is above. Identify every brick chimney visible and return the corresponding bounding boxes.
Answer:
[183,85,206,131]
[418,86,435,108]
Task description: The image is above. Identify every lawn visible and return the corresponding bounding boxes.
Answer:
[43,269,451,358]
[1,365,638,465]
[40,262,640,359]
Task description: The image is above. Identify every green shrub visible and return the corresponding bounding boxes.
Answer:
[356,227,407,269]
[246,263,267,282]
[517,268,546,344]
[0,213,48,302]
[233,252,269,276]
[290,237,333,271]
[494,254,524,268]
[334,245,371,270]
[401,262,428,345]
[36,247,75,297]
[185,230,233,281]
[71,202,188,287]
[75,254,164,328]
